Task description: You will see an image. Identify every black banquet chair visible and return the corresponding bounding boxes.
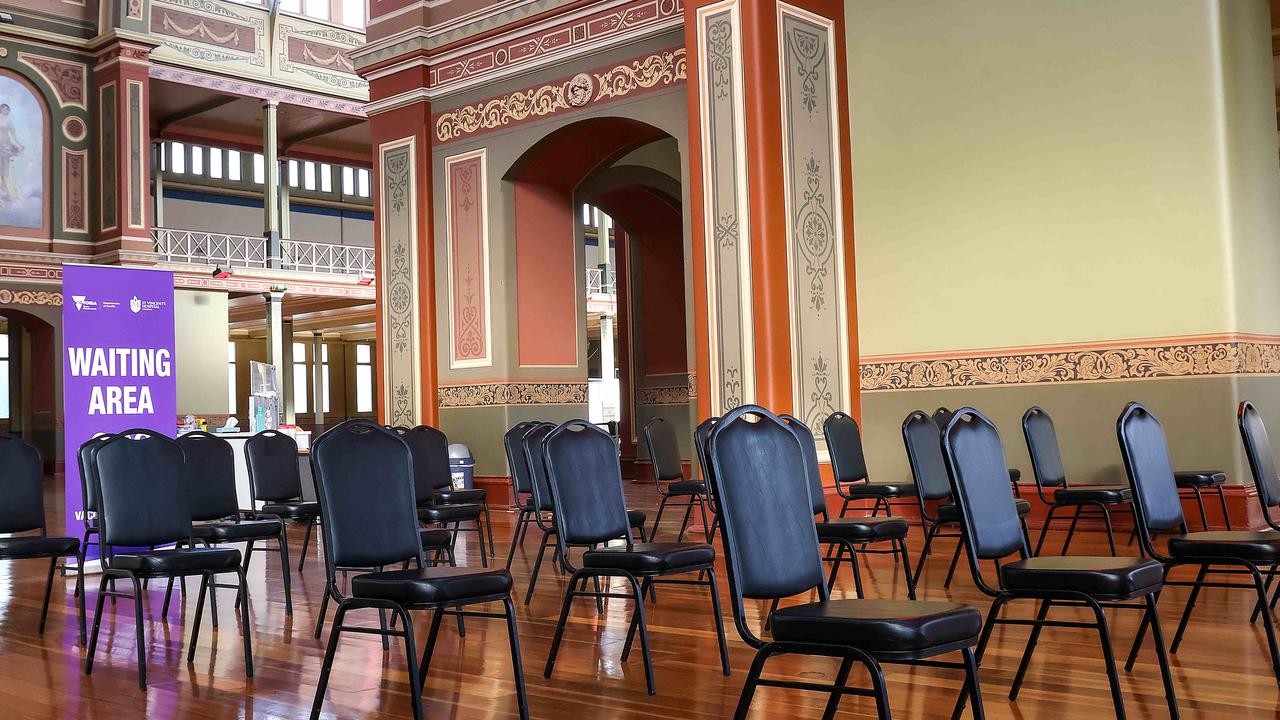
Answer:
[1122,401,1280,685]
[503,421,542,569]
[693,416,722,542]
[83,429,252,691]
[1022,406,1132,556]
[643,417,710,542]
[941,407,1177,720]
[1238,401,1280,619]
[903,410,1030,589]
[823,411,916,518]
[73,434,110,595]
[708,405,985,720]
[412,424,495,557]
[541,420,728,695]
[783,415,915,599]
[400,425,488,567]
[308,420,527,720]
[245,430,320,572]
[171,431,292,617]
[0,435,85,643]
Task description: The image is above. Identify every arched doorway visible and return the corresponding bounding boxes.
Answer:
[504,118,694,483]
[0,308,57,468]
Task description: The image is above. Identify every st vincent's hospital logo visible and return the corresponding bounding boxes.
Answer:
[130,296,141,313]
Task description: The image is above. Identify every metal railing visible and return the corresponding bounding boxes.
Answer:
[586,268,617,295]
[152,228,375,276]
[282,239,374,276]
[153,228,267,268]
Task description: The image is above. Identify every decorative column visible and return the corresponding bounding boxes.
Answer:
[279,156,292,243]
[264,290,285,422]
[93,39,155,260]
[685,0,860,454]
[263,101,282,268]
[152,141,165,228]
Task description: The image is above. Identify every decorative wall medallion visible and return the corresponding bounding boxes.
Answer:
[438,382,589,408]
[17,54,87,110]
[697,2,754,413]
[434,48,685,143]
[860,335,1280,391]
[62,116,86,142]
[778,4,850,435]
[445,149,492,368]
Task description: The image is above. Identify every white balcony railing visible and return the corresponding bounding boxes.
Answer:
[152,228,374,276]
[586,268,617,295]
[282,239,374,275]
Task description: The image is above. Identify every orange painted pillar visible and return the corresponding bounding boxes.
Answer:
[684,0,861,438]
[355,38,439,427]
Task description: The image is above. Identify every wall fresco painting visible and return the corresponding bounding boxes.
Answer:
[0,73,45,230]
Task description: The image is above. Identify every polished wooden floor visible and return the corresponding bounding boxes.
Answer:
[4,483,1280,719]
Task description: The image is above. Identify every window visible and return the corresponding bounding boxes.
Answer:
[209,148,223,179]
[227,341,237,414]
[303,0,328,21]
[252,153,265,184]
[355,343,373,413]
[288,159,299,188]
[279,0,301,12]
[320,163,332,193]
[342,166,355,196]
[170,142,186,174]
[341,0,363,27]
[0,332,9,420]
[190,146,204,176]
[357,168,370,198]
[303,161,316,191]
[227,150,242,181]
[321,344,331,413]
[292,342,308,414]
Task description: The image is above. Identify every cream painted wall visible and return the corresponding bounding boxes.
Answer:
[845,0,1279,356]
[174,289,229,416]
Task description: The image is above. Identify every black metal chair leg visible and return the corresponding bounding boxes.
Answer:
[83,574,109,676]
[650,494,671,542]
[278,529,294,616]
[914,523,939,581]
[676,501,695,543]
[505,510,530,569]
[1085,598,1127,720]
[37,556,56,634]
[962,646,986,720]
[1060,505,1082,555]
[129,575,147,691]
[621,577,652,662]
[482,501,496,557]
[821,656,855,720]
[943,539,964,588]
[1143,593,1181,718]
[1034,505,1057,557]
[733,645,772,720]
[187,573,210,664]
[161,577,176,620]
[393,606,425,720]
[1190,486,1210,531]
[1009,600,1051,699]
[1215,485,1232,530]
[235,540,254,611]
[897,538,918,600]
[1248,564,1280,685]
[417,608,445,688]
[706,568,731,675]
[236,567,254,676]
[525,531,551,605]
[1097,504,1118,556]
[310,603,348,720]
[1170,564,1209,653]
[298,517,315,572]
[826,542,844,591]
[75,556,86,644]
[313,585,331,639]
[544,569,582,678]
[1254,565,1278,624]
[502,596,531,720]
[625,573,656,695]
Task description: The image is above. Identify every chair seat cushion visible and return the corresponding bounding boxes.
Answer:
[1168,530,1280,563]
[816,517,910,541]
[1053,485,1132,504]
[107,547,242,576]
[260,501,320,520]
[351,566,512,604]
[583,542,715,573]
[418,504,482,524]
[1174,471,1227,488]
[420,528,453,549]
[770,599,981,654]
[841,482,916,499]
[435,488,486,505]
[0,535,79,559]
[191,519,282,543]
[1001,556,1164,598]
[665,481,706,495]
[939,499,1030,521]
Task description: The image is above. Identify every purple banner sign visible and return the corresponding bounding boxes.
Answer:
[62,265,176,557]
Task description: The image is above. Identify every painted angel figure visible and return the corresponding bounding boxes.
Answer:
[0,103,25,198]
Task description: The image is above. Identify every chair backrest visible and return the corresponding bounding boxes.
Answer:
[1239,401,1280,510]
[708,405,825,603]
[77,434,111,516]
[399,425,453,503]
[176,432,240,522]
[410,425,453,492]
[0,435,46,534]
[933,406,955,427]
[503,421,540,496]
[939,408,1026,561]
[902,410,952,500]
[1022,406,1067,488]
[694,416,721,509]
[93,429,193,548]
[244,430,303,503]
[1116,402,1186,533]
[542,420,632,546]
[521,422,557,512]
[823,411,869,486]
[311,420,423,571]
[781,415,827,516]
[643,417,685,485]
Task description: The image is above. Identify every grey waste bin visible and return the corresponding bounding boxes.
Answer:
[448,443,475,490]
